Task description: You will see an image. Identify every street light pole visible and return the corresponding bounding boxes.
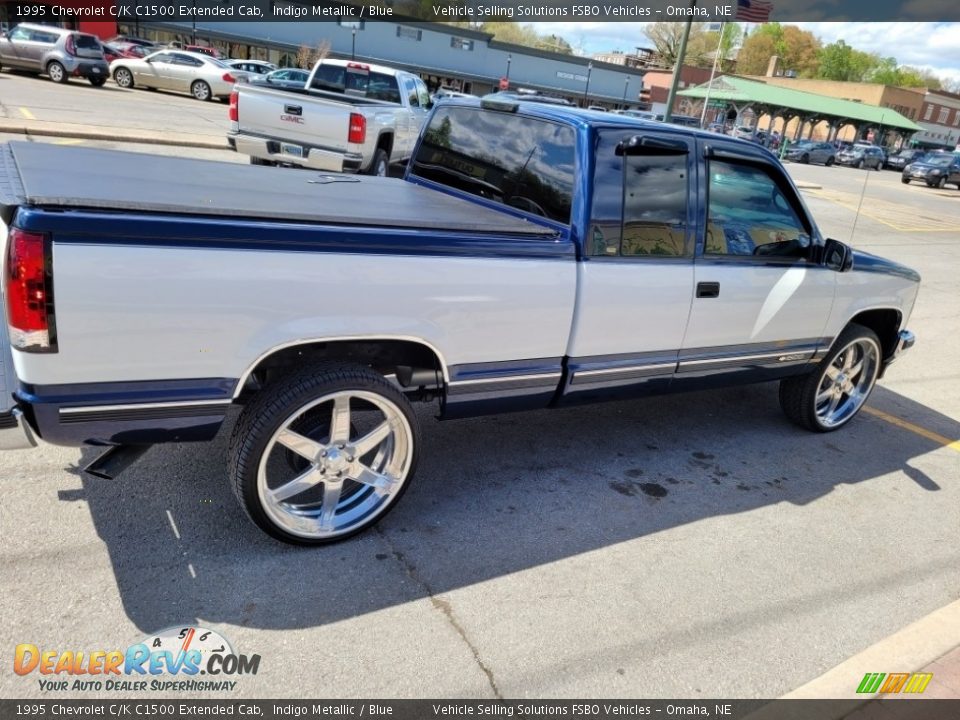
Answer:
[622,77,630,107]
[351,28,357,60]
[583,61,593,106]
[191,0,197,44]
[506,54,512,81]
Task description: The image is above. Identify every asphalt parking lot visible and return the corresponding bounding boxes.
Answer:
[1,71,958,701]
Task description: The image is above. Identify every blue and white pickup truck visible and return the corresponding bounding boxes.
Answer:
[0,98,919,545]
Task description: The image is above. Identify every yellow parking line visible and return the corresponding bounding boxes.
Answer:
[19,107,36,120]
[863,406,960,452]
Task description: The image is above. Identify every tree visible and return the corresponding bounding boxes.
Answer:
[736,33,778,75]
[816,40,878,82]
[780,25,820,76]
[296,39,330,70]
[644,22,709,68]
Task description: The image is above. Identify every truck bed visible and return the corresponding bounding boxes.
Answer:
[0,142,555,237]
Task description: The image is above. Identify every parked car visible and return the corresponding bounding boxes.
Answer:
[669,114,700,128]
[784,141,836,166]
[102,41,149,64]
[227,59,277,75]
[886,148,926,171]
[615,110,665,122]
[837,143,884,169]
[250,67,310,90]
[901,153,960,188]
[586,105,608,112]
[106,35,156,50]
[432,88,476,103]
[231,59,434,174]
[111,50,253,101]
[0,23,109,85]
[0,99,919,544]
[492,91,574,106]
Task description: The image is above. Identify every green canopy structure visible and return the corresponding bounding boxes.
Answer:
[679,75,920,144]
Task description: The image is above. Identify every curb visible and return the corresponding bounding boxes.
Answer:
[0,121,229,150]
[744,598,960,720]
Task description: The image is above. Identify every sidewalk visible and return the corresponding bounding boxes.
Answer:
[0,118,229,149]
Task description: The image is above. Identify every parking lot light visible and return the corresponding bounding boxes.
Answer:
[583,61,593,105]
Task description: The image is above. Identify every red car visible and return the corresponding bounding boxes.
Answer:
[185,44,225,60]
[103,42,149,64]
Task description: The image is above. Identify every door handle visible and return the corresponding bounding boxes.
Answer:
[696,281,720,299]
[284,104,302,116]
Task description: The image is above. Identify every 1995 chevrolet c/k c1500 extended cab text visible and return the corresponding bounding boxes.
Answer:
[0,97,919,545]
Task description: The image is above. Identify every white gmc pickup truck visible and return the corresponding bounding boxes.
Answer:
[228,58,431,176]
[0,98,919,545]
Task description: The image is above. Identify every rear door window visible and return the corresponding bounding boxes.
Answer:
[411,106,576,224]
[74,34,100,50]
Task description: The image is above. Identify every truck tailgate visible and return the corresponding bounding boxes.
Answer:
[237,84,354,153]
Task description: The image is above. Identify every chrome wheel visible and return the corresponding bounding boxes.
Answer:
[256,390,413,540]
[814,338,880,428]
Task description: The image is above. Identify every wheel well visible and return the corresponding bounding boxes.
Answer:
[235,339,444,402]
[376,133,393,156]
[848,309,901,359]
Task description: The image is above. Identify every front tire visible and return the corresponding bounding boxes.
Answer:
[229,363,420,545]
[47,61,68,84]
[191,80,212,101]
[857,159,865,169]
[801,153,810,164]
[937,176,947,189]
[825,156,835,166]
[901,177,910,184]
[779,324,882,432]
[114,67,134,88]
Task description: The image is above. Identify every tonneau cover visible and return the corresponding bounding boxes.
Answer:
[0,142,556,236]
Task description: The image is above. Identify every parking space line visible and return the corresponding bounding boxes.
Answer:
[806,190,956,232]
[863,406,960,452]
[18,107,35,120]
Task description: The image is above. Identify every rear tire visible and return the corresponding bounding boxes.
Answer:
[365,148,389,177]
[801,153,809,164]
[47,61,68,84]
[779,324,882,433]
[89,76,106,87]
[228,362,421,545]
[901,177,910,184]
[191,80,212,101]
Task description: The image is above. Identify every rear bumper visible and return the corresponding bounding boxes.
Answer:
[66,59,109,79]
[0,408,38,451]
[229,132,363,173]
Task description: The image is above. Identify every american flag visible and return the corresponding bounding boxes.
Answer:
[735,0,773,22]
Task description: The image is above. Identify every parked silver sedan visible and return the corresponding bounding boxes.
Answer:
[784,140,836,166]
[111,50,253,101]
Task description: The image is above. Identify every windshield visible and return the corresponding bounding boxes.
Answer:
[927,156,953,167]
[208,57,231,68]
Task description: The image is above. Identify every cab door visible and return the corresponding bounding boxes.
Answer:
[675,143,836,389]
[559,129,696,403]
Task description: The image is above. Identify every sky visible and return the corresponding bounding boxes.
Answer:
[529,22,960,86]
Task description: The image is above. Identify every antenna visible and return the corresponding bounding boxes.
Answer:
[849,113,883,244]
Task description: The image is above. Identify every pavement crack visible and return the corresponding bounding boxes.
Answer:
[376,527,502,699]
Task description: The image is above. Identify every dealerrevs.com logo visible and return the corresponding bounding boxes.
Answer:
[14,626,261,692]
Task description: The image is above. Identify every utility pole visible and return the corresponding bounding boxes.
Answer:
[664,0,696,123]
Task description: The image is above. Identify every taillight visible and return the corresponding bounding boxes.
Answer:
[228,90,239,121]
[65,35,77,57]
[348,113,366,144]
[5,228,55,352]
[222,72,236,83]
[347,62,370,71]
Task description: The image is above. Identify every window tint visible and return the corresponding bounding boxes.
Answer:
[150,53,174,63]
[412,106,575,224]
[32,30,59,44]
[415,78,431,108]
[172,54,203,67]
[706,160,811,259]
[587,130,690,257]
[74,34,100,50]
[310,65,401,103]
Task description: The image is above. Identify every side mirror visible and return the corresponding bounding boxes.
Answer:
[823,238,853,272]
